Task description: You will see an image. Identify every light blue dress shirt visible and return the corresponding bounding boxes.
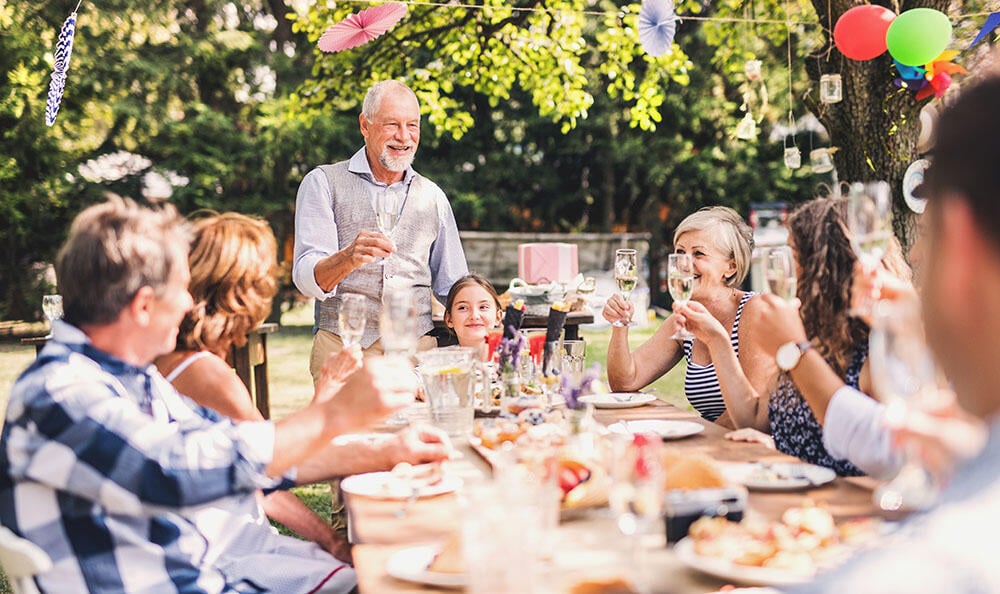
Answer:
[292,148,467,305]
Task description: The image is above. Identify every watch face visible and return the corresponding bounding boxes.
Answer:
[776,342,800,371]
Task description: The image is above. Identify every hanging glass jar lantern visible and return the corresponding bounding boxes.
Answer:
[735,112,757,140]
[744,59,763,81]
[784,146,802,169]
[810,148,834,173]
[820,74,843,104]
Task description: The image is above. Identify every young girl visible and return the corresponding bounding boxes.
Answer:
[443,273,503,361]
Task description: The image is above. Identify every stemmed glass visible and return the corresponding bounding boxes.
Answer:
[42,294,63,335]
[612,249,638,327]
[376,185,403,260]
[609,433,663,593]
[869,300,941,512]
[667,253,695,340]
[847,181,893,316]
[338,293,367,350]
[764,246,797,302]
[381,289,418,426]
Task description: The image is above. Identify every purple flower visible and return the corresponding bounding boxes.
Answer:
[561,364,601,410]
[498,326,524,373]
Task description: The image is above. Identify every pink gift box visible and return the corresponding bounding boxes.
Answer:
[517,243,579,285]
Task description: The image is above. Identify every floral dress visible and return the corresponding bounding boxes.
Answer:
[768,345,867,476]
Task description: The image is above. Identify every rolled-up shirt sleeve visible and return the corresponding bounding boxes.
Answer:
[823,386,902,480]
[293,168,339,300]
[429,192,469,304]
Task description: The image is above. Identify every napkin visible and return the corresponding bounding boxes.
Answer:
[502,299,527,339]
[542,302,569,374]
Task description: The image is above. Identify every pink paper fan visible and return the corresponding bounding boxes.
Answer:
[318,3,408,53]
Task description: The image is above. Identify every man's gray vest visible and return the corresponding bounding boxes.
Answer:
[316,163,438,348]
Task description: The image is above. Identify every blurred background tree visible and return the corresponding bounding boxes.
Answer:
[1,0,991,321]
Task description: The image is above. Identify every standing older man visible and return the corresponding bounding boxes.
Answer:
[293,80,468,381]
[0,197,449,593]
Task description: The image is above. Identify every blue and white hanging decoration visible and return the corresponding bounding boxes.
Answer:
[638,0,679,57]
[45,2,82,127]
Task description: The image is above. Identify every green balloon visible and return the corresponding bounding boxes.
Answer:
[886,8,953,67]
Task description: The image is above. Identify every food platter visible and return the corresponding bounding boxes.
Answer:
[674,537,815,587]
[720,462,836,492]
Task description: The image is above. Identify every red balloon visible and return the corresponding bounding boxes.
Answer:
[834,5,897,61]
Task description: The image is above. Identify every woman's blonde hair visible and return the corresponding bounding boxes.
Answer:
[673,206,754,287]
[176,212,279,356]
[790,196,911,375]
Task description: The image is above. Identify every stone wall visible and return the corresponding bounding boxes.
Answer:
[459,231,652,288]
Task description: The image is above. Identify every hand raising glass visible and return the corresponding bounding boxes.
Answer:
[612,249,639,327]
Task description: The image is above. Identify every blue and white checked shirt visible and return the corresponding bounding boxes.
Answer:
[0,321,355,593]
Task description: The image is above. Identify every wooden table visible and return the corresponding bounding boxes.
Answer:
[433,309,595,342]
[346,399,884,593]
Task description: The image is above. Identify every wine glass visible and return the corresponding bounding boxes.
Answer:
[42,294,63,334]
[376,186,403,259]
[381,289,418,426]
[612,249,638,327]
[609,433,663,593]
[847,181,893,316]
[338,293,367,350]
[667,253,695,340]
[764,246,797,302]
[869,300,940,512]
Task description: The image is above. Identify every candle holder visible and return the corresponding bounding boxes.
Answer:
[744,59,762,81]
[810,148,834,174]
[820,74,843,104]
[784,146,802,169]
[735,113,757,140]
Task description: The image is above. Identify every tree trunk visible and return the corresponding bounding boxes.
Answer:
[807,0,949,250]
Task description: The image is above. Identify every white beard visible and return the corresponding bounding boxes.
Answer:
[380,147,416,172]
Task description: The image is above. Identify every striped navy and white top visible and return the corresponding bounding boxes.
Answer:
[682,292,755,422]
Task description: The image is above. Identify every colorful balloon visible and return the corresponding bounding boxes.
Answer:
[833,5,896,60]
[886,8,953,67]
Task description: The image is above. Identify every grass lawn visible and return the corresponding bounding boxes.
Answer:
[0,305,688,585]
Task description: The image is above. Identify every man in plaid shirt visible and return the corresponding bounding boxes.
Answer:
[0,197,449,593]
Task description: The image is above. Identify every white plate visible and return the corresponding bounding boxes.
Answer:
[385,545,467,589]
[608,419,705,440]
[674,537,814,587]
[720,462,837,492]
[579,392,657,409]
[340,471,462,500]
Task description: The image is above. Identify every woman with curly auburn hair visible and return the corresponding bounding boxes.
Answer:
[764,196,912,476]
[155,212,357,563]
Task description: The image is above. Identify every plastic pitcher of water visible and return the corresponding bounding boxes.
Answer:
[416,346,478,437]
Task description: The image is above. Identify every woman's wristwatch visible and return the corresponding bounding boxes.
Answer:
[776,340,813,371]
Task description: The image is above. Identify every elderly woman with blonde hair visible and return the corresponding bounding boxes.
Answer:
[604,206,775,429]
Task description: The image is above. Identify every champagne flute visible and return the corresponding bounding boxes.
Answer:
[381,289,418,426]
[376,186,403,261]
[338,293,367,350]
[847,181,893,316]
[612,249,638,327]
[609,433,663,593]
[764,246,797,302]
[667,253,695,340]
[869,300,940,512]
[42,294,63,334]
